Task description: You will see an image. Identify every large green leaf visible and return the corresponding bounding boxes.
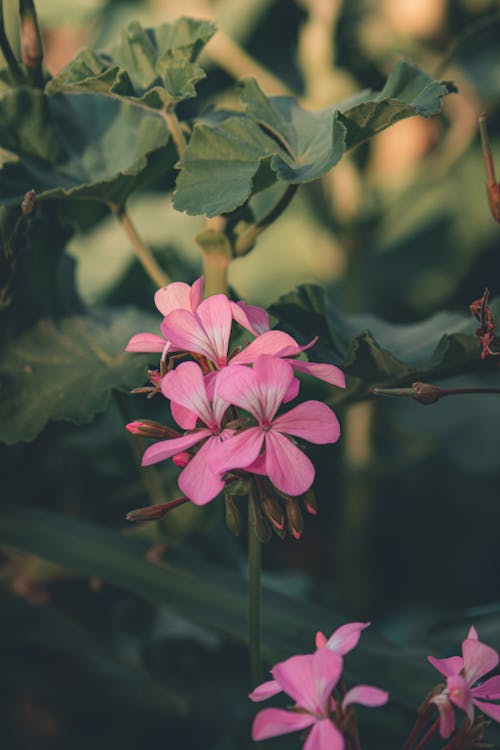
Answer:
[0,502,436,710]
[47,18,216,109]
[0,88,175,205]
[173,62,455,216]
[270,285,490,401]
[0,308,157,444]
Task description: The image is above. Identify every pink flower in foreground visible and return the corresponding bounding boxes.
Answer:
[428,626,500,738]
[140,361,232,505]
[211,356,341,496]
[250,649,388,750]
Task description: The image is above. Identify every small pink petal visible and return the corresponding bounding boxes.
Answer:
[303,719,344,750]
[141,431,209,466]
[264,431,315,496]
[431,693,456,739]
[468,625,479,641]
[316,632,328,649]
[249,679,282,702]
[162,362,215,429]
[230,330,300,365]
[189,276,204,309]
[342,685,389,709]
[325,622,370,655]
[235,301,270,335]
[154,281,192,316]
[194,295,233,367]
[462,638,499,685]
[178,438,225,505]
[472,675,500,700]
[172,452,190,468]
[273,401,340,444]
[209,427,265,475]
[284,375,300,403]
[290,360,346,389]
[472,698,500,722]
[252,708,315,741]
[126,332,165,352]
[427,655,464,678]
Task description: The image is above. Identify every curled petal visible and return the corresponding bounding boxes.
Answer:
[126,332,165,352]
[141,431,209,466]
[273,401,340,445]
[448,675,474,721]
[316,632,328,649]
[427,655,464,678]
[264,431,315,496]
[155,281,193,316]
[290,359,346,389]
[431,692,456,739]
[249,679,282,702]
[325,622,370,655]
[303,719,344,750]
[468,625,479,641]
[189,276,204,310]
[252,708,315,741]
[472,698,500,722]
[462,638,499,685]
[342,685,389,709]
[230,300,270,335]
[230,330,300,365]
[472,675,500,700]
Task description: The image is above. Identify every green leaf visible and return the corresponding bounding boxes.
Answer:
[0,88,175,205]
[0,308,157,444]
[46,18,216,108]
[0,502,435,710]
[173,62,454,216]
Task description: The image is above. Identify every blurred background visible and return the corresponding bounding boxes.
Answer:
[2,0,500,748]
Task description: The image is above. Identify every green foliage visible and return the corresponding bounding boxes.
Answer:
[0,309,156,443]
[47,18,216,108]
[173,62,455,216]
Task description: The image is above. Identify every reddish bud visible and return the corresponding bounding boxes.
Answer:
[126,496,189,522]
[411,382,444,405]
[284,497,304,540]
[302,490,318,516]
[125,420,180,439]
[172,452,190,468]
[479,114,500,223]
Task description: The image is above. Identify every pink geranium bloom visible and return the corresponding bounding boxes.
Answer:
[428,626,500,738]
[140,361,232,505]
[211,355,341,496]
[250,649,388,750]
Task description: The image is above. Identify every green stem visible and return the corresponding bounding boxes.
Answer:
[162,108,187,159]
[402,716,430,750]
[248,491,262,687]
[110,202,170,288]
[19,0,44,87]
[0,2,23,83]
[235,184,299,256]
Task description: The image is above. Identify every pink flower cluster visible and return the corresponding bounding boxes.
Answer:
[428,626,500,738]
[250,622,388,750]
[126,277,345,508]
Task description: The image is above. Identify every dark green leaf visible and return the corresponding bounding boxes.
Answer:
[0,88,175,205]
[46,18,216,108]
[173,63,454,216]
[0,308,157,444]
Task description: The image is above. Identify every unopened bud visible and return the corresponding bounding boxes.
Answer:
[249,494,271,543]
[21,190,35,216]
[172,452,190,468]
[224,493,242,536]
[260,492,285,532]
[302,490,318,516]
[412,382,443,405]
[284,497,304,540]
[479,114,500,223]
[125,420,179,439]
[225,476,251,496]
[126,496,189,521]
[20,4,43,69]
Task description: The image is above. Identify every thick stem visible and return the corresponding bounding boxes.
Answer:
[162,108,187,158]
[248,491,262,687]
[234,185,299,256]
[110,203,170,288]
[413,719,439,750]
[201,251,230,296]
[19,0,44,87]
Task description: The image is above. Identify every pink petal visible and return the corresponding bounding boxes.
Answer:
[178,438,225,505]
[253,356,296,422]
[234,301,270,335]
[284,375,300,403]
[468,625,479,641]
[264,431,315,496]
[343,685,389,709]
[472,675,500,700]
[472,698,500,722]
[162,362,215,430]
[230,330,300,365]
[171,400,198,430]
[209,427,265,475]
[431,693,456,739]
[290,359,346,389]
[311,649,344,715]
[194,295,233,367]
[462,638,499,685]
[125,332,165,352]
[215,365,263,421]
[189,276,204,310]
[249,679,282,702]
[325,622,370,655]
[252,708,315,741]
[272,654,317,713]
[273,401,340,444]
[427,655,464,678]
[448,675,474,721]
[154,281,192,316]
[316,632,328,649]
[161,309,215,361]
[303,719,344,750]
[141,431,209,466]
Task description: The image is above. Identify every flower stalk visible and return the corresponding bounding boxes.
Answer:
[248,486,262,687]
[110,202,170,288]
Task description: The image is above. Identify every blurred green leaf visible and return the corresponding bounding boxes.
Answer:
[47,18,216,108]
[0,88,175,205]
[173,62,454,216]
[0,308,157,444]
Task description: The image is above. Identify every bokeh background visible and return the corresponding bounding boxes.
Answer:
[2,0,500,748]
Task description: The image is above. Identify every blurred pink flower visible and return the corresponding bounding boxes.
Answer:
[315,621,371,654]
[250,649,388,749]
[211,356,341,496]
[428,626,500,738]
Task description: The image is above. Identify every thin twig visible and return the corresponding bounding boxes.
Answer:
[110,202,170,288]
[234,184,299,256]
[414,720,439,750]
[162,108,187,158]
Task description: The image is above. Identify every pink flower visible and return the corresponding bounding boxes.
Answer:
[428,626,500,738]
[211,356,341,496]
[250,649,388,750]
[140,361,232,505]
[315,622,371,654]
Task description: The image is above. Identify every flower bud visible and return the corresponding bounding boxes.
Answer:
[126,497,189,521]
[412,382,443,405]
[260,492,285,532]
[224,493,242,536]
[249,494,272,543]
[284,497,304,540]
[125,420,179,439]
[302,490,317,516]
[21,190,35,216]
[172,452,190,468]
